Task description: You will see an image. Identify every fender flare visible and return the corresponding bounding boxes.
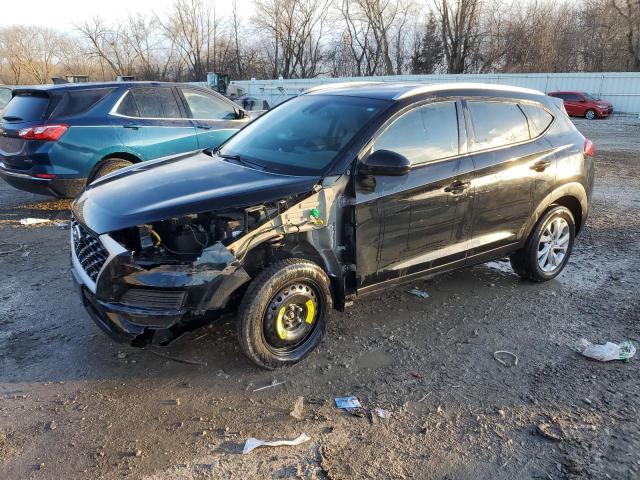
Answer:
[520,182,589,241]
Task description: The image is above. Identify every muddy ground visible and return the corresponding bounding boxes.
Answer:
[0,117,639,480]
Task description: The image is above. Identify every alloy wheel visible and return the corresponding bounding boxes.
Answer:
[537,217,570,273]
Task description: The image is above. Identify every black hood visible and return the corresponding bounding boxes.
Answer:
[73,151,320,234]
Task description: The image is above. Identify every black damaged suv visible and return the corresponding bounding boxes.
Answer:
[70,82,595,369]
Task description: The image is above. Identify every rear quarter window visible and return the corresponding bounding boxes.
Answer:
[2,93,50,122]
[467,101,530,151]
[520,104,554,137]
[52,88,115,118]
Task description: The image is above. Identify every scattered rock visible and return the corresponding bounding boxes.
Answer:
[290,396,304,420]
[117,352,127,359]
[537,422,563,442]
[46,420,57,431]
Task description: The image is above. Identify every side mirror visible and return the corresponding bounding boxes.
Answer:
[236,109,247,119]
[358,150,411,176]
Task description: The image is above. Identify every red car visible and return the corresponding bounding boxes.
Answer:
[548,91,613,119]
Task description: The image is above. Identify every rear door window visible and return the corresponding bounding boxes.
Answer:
[374,101,459,165]
[180,88,237,120]
[2,93,50,122]
[520,104,554,137]
[467,101,530,151]
[124,88,183,119]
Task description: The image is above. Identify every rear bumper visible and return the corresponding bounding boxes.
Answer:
[0,163,85,197]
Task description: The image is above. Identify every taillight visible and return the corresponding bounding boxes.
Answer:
[584,139,595,157]
[18,124,68,141]
[33,173,57,179]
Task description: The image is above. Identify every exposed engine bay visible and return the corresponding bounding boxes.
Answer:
[106,177,347,280]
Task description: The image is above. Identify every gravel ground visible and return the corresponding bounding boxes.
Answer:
[0,117,639,480]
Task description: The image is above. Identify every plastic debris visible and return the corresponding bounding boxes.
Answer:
[19,218,51,226]
[576,339,636,362]
[252,379,284,392]
[493,350,518,367]
[335,396,361,409]
[407,288,429,299]
[242,433,310,454]
[375,407,391,419]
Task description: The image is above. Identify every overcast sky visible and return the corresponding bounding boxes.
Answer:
[0,0,248,29]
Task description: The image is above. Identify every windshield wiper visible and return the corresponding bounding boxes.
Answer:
[216,151,267,171]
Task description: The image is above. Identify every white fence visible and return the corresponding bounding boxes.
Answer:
[231,72,640,114]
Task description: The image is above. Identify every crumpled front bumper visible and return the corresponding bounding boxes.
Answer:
[71,228,251,346]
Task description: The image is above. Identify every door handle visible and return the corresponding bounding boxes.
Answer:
[196,124,212,130]
[444,180,470,194]
[123,123,141,130]
[530,160,551,172]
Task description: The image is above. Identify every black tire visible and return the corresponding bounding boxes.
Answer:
[237,258,332,370]
[585,109,596,120]
[510,206,576,282]
[90,158,133,183]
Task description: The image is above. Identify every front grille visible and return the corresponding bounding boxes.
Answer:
[72,219,108,282]
[119,289,186,310]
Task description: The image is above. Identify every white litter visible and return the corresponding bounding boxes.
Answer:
[20,218,51,226]
[375,407,391,419]
[576,339,636,362]
[242,433,311,454]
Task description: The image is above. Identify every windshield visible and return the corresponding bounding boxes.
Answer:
[583,93,601,101]
[218,94,389,175]
[0,88,11,109]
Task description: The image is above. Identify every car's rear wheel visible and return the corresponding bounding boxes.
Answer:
[90,158,133,183]
[585,109,596,120]
[237,258,332,370]
[510,206,576,282]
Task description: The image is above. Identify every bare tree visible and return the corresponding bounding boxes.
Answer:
[0,26,67,84]
[254,0,330,78]
[436,0,480,73]
[611,0,640,70]
[159,0,220,80]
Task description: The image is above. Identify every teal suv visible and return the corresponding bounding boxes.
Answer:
[0,82,251,197]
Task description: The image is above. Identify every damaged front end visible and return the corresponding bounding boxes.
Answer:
[70,182,346,347]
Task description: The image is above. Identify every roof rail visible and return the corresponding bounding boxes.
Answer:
[394,82,544,100]
[305,81,383,94]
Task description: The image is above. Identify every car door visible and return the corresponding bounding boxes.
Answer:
[177,87,247,149]
[354,100,475,288]
[110,86,198,160]
[563,93,585,117]
[464,99,551,257]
